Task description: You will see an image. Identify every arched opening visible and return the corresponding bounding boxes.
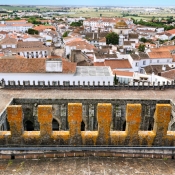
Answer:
[81,121,85,131]
[25,120,34,131]
[52,119,59,131]
[122,121,126,131]
[148,123,153,131]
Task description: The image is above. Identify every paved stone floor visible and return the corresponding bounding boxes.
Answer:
[0,157,175,175]
[0,89,174,174]
[0,88,175,113]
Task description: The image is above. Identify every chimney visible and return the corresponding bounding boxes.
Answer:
[162,65,166,71]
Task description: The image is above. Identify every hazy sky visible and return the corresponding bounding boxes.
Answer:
[1,0,175,6]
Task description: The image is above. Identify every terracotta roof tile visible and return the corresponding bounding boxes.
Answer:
[0,36,17,45]
[67,40,95,50]
[33,25,56,31]
[113,70,134,77]
[144,65,172,75]
[94,62,105,66]
[148,51,172,59]
[161,69,175,79]
[0,58,45,73]
[151,45,175,52]
[62,58,77,73]
[104,60,131,69]
[166,29,175,35]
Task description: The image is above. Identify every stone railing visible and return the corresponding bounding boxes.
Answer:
[0,103,174,146]
[1,80,175,90]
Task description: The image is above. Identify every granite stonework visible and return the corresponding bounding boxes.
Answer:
[0,98,174,146]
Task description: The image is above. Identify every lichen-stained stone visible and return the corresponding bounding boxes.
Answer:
[125,104,141,145]
[38,105,52,138]
[153,104,171,146]
[7,105,23,137]
[68,103,82,145]
[96,103,112,145]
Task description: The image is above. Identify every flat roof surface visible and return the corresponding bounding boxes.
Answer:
[74,66,112,76]
[0,88,175,115]
[0,157,174,174]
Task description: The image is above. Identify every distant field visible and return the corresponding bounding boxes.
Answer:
[0,5,51,12]
[58,7,175,20]
[0,5,174,21]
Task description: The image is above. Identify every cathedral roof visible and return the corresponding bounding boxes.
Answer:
[115,20,128,29]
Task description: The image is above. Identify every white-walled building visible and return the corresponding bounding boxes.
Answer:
[65,38,95,57]
[83,17,133,31]
[0,57,114,85]
[0,20,33,32]
[128,51,173,73]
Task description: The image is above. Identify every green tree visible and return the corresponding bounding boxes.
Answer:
[70,20,83,27]
[140,37,147,43]
[106,32,119,45]
[138,44,145,52]
[62,31,69,37]
[114,73,118,85]
[27,28,39,35]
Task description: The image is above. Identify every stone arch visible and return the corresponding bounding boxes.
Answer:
[81,121,85,131]
[148,123,153,131]
[122,121,126,131]
[52,118,60,131]
[24,120,34,131]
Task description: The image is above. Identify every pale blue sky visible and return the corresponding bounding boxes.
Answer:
[1,0,175,6]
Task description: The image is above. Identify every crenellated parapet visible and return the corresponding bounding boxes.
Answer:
[0,103,174,146]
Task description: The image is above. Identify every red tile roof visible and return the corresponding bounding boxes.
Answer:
[166,29,175,35]
[94,62,105,66]
[62,58,77,73]
[161,69,175,80]
[0,57,76,74]
[151,45,175,52]
[0,58,46,73]
[113,70,134,77]
[104,60,132,69]
[33,25,56,31]
[148,51,172,59]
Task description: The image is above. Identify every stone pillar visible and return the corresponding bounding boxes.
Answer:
[68,103,82,145]
[38,105,52,138]
[7,105,23,143]
[153,104,171,146]
[96,103,112,145]
[125,104,141,145]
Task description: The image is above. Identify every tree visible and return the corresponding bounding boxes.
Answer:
[140,37,147,43]
[106,32,119,45]
[138,44,145,52]
[62,31,69,37]
[27,29,39,35]
[114,73,118,85]
[70,20,83,27]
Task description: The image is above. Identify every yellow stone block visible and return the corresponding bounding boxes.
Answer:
[38,105,52,123]
[68,103,82,123]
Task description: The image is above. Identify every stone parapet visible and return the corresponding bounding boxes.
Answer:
[0,103,174,146]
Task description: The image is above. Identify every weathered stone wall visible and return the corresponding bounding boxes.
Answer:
[8,98,172,132]
[0,103,174,146]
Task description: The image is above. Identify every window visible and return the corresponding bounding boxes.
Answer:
[167,59,169,63]
[150,60,152,63]
[143,61,146,65]
[157,60,159,63]
[135,62,138,67]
